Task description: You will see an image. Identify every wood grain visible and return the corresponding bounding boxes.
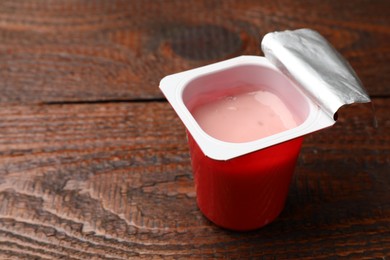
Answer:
[0,0,389,258]
[0,99,388,259]
[0,0,389,104]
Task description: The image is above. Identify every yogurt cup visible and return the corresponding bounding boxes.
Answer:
[159,29,370,230]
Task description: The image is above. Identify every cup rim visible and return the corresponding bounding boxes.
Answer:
[160,55,335,160]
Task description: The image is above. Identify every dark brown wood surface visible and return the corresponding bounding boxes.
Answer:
[0,0,389,259]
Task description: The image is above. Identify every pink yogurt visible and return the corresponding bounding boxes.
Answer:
[190,86,301,143]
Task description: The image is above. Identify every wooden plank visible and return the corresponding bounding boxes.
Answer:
[0,0,389,104]
[0,98,388,258]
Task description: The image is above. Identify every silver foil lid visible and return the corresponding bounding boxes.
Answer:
[261,29,371,118]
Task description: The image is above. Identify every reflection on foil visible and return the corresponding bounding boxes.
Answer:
[261,29,371,119]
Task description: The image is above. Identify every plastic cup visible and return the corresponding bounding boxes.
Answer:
[160,56,330,230]
[161,28,371,230]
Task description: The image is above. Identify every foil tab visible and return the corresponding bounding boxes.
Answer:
[261,29,371,118]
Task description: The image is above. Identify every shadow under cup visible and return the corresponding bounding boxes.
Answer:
[182,64,310,231]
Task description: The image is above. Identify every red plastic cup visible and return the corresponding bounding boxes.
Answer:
[160,56,334,230]
[161,28,371,230]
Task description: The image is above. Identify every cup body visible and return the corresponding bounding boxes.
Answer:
[188,133,303,230]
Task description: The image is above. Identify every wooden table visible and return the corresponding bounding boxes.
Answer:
[0,1,389,259]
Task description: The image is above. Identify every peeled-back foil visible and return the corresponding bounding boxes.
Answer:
[261,29,371,118]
